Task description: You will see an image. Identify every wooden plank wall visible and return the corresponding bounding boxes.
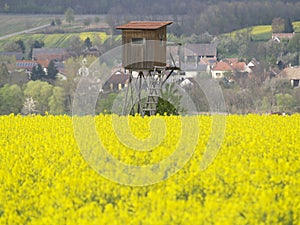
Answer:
[122,27,167,70]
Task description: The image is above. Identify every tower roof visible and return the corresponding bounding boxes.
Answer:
[116,21,172,30]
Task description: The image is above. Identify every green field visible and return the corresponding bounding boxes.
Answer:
[228,21,300,41]
[0,14,53,37]
[0,32,111,50]
[0,14,114,51]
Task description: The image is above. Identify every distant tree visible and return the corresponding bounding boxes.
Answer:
[66,35,83,57]
[287,34,300,54]
[161,83,185,114]
[275,93,294,112]
[272,17,285,33]
[24,80,53,114]
[31,40,44,49]
[15,40,25,54]
[94,16,100,24]
[55,17,62,26]
[22,97,37,115]
[0,55,16,65]
[0,84,23,114]
[3,41,22,52]
[65,7,75,26]
[284,18,294,33]
[31,64,46,81]
[156,97,179,115]
[212,36,238,59]
[93,35,102,49]
[84,37,93,50]
[0,63,9,87]
[83,17,92,27]
[187,32,213,44]
[29,40,44,59]
[60,57,82,112]
[4,3,9,12]
[48,86,65,114]
[47,60,59,80]
[96,92,117,114]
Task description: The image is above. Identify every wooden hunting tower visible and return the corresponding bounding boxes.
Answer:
[116,21,181,116]
[116,21,172,70]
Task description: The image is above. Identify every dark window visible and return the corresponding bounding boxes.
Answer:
[132,38,144,45]
[293,79,299,87]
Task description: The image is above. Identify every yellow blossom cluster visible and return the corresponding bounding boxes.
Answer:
[0,114,299,224]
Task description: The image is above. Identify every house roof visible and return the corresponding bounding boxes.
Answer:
[116,21,172,30]
[106,71,130,85]
[279,67,300,80]
[0,52,23,60]
[230,62,246,71]
[181,63,208,72]
[32,48,67,56]
[224,58,239,64]
[36,60,50,68]
[200,57,217,66]
[248,58,260,67]
[184,43,217,57]
[212,62,232,71]
[272,33,295,40]
[16,60,37,69]
[16,60,50,69]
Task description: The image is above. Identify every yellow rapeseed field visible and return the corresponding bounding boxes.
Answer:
[0,114,300,224]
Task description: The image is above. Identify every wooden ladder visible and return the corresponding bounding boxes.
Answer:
[142,66,165,116]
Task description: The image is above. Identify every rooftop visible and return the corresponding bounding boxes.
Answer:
[116,21,173,30]
[212,62,233,71]
[32,48,67,55]
[279,67,300,79]
[106,71,130,85]
[184,43,217,57]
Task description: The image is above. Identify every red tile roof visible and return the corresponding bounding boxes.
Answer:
[116,21,172,30]
[36,60,50,68]
[212,62,232,71]
[231,62,246,71]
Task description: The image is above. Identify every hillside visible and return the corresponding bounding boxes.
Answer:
[227,21,300,41]
[0,14,53,37]
[1,20,299,52]
[0,32,110,50]
[1,1,300,36]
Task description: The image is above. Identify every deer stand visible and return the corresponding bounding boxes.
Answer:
[122,66,175,116]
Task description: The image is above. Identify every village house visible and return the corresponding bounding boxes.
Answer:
[246,58,260,73]
[271,33,295,42]
[278,66,300,87]
[223,58,248,72]
[211,59,248,79]
[184,43,217,64]
[16,60,49,70]
[103,70,130,92]
[32,48,68,61]
[0,51,23,60]
[211,61,233,79]
[180,43,217,77]
[16,60,38,70]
